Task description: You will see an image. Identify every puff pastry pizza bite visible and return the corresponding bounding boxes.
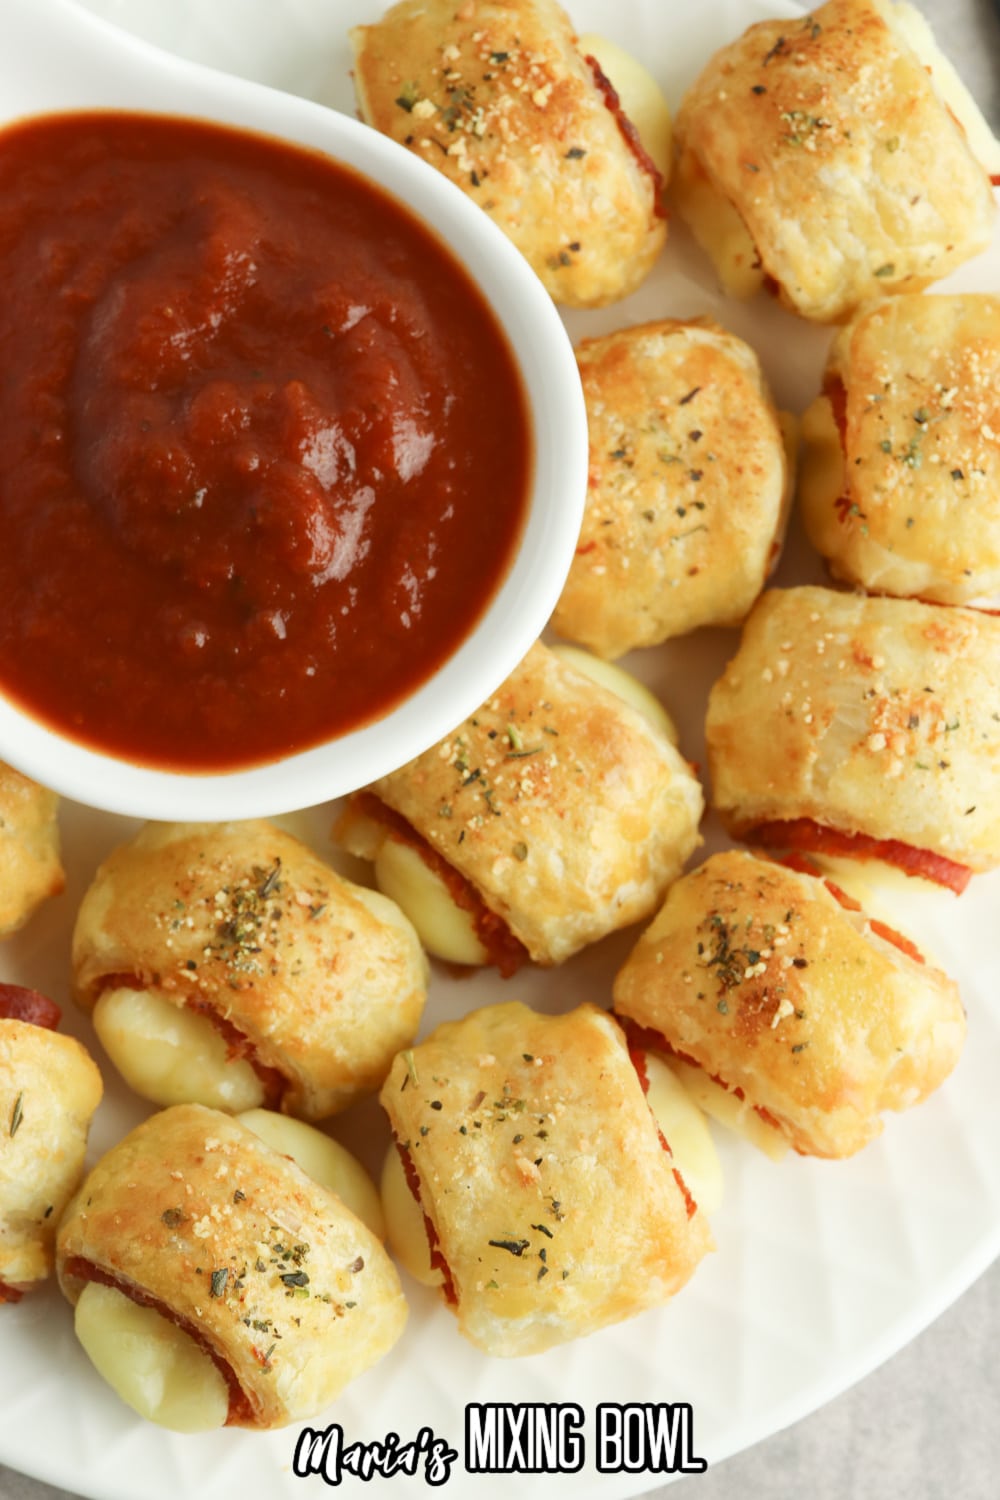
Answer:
[350,0,665,307]
[801,295,1000,607]
[551,318,794,657]
[336,641,704,972]
[57,1104,405,1431]
[1,984,103,1302]
[72,820,428,1120]
[613,851,964,1159]
[0,762,63,938]
[705,587,1000,892]
[379,1001,712,1356]
[672,0,998,323]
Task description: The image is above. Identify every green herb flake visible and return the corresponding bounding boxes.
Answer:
[161,1207,186,1227]
[512,841,529,861]
[874,263,896,278]
[488,1237,530,1257]
[210,1268,229,1298]
[394,81,422,112]
[8,1093,23,1138]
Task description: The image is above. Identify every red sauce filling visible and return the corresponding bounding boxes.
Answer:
[991,175,1000,187]
[0,983,61,1030]
[778,852,925,963]
[750,818,972,894]
[585,59,666,214]
[627,1044,697,1219]
[825,375,848,438]
[61,1255,255,1425]
[868,919,925,964]
[0,113,530,771]
[619,1017,784,1136]
[0,1283,24,1305]
[395,1140,458,1307]
[356,793,530,977]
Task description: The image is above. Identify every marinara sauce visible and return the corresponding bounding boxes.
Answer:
[0,113,531,769]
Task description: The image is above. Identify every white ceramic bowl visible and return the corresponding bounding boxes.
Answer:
[0,0,587,820]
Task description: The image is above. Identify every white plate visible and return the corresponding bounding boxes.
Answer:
[3,1,1000,1497]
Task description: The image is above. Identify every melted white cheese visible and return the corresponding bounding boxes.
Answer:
[667,1056,790,1161]
[549,645,679,744]
[374,837,488,967]
[800,394,846,521]
[673,149,764,299]
[74,1281,229,1433]
[577,33,673,180]
[380,1144,443,1288]
[887,1,1000,174]
[93,986,265,1112]
[642,1051,723,1216]
[237,1108,384,1239]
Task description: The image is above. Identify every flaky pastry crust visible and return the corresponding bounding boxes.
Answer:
[337,642,704,964]
[72,821,428,1119]
[56,1104,406,1429]
[350,0,664,307]
[613,851,964,1158]
[381,1001,712,1355]
[800,294,1000,605]
[552,318,792,657]
[0,762,63,938]
[1,1020,102,1294]
[673,0,996,322]
[705,587,1000,873]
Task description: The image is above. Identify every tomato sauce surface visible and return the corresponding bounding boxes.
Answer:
[0,113,531,769]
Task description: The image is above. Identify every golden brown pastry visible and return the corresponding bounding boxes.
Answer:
[672,0,997,323]
[801,295,1000,606]
[72,820,428,1120]
[336,641,704,970]
[380,1001,712,1356]
[57,1104,406,1430]
[613,851,965,1158]
[1,985,103,1301]
[350,0,665,307]
[551,318,793,657]
[705,587,1000,891]
[0,762,63,937]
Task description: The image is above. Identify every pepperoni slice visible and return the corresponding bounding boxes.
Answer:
[750,819,971,894]
[395,1141,458,1306]
[0,983,61,1030]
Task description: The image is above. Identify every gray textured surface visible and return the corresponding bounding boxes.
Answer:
[2,1,999,1497]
